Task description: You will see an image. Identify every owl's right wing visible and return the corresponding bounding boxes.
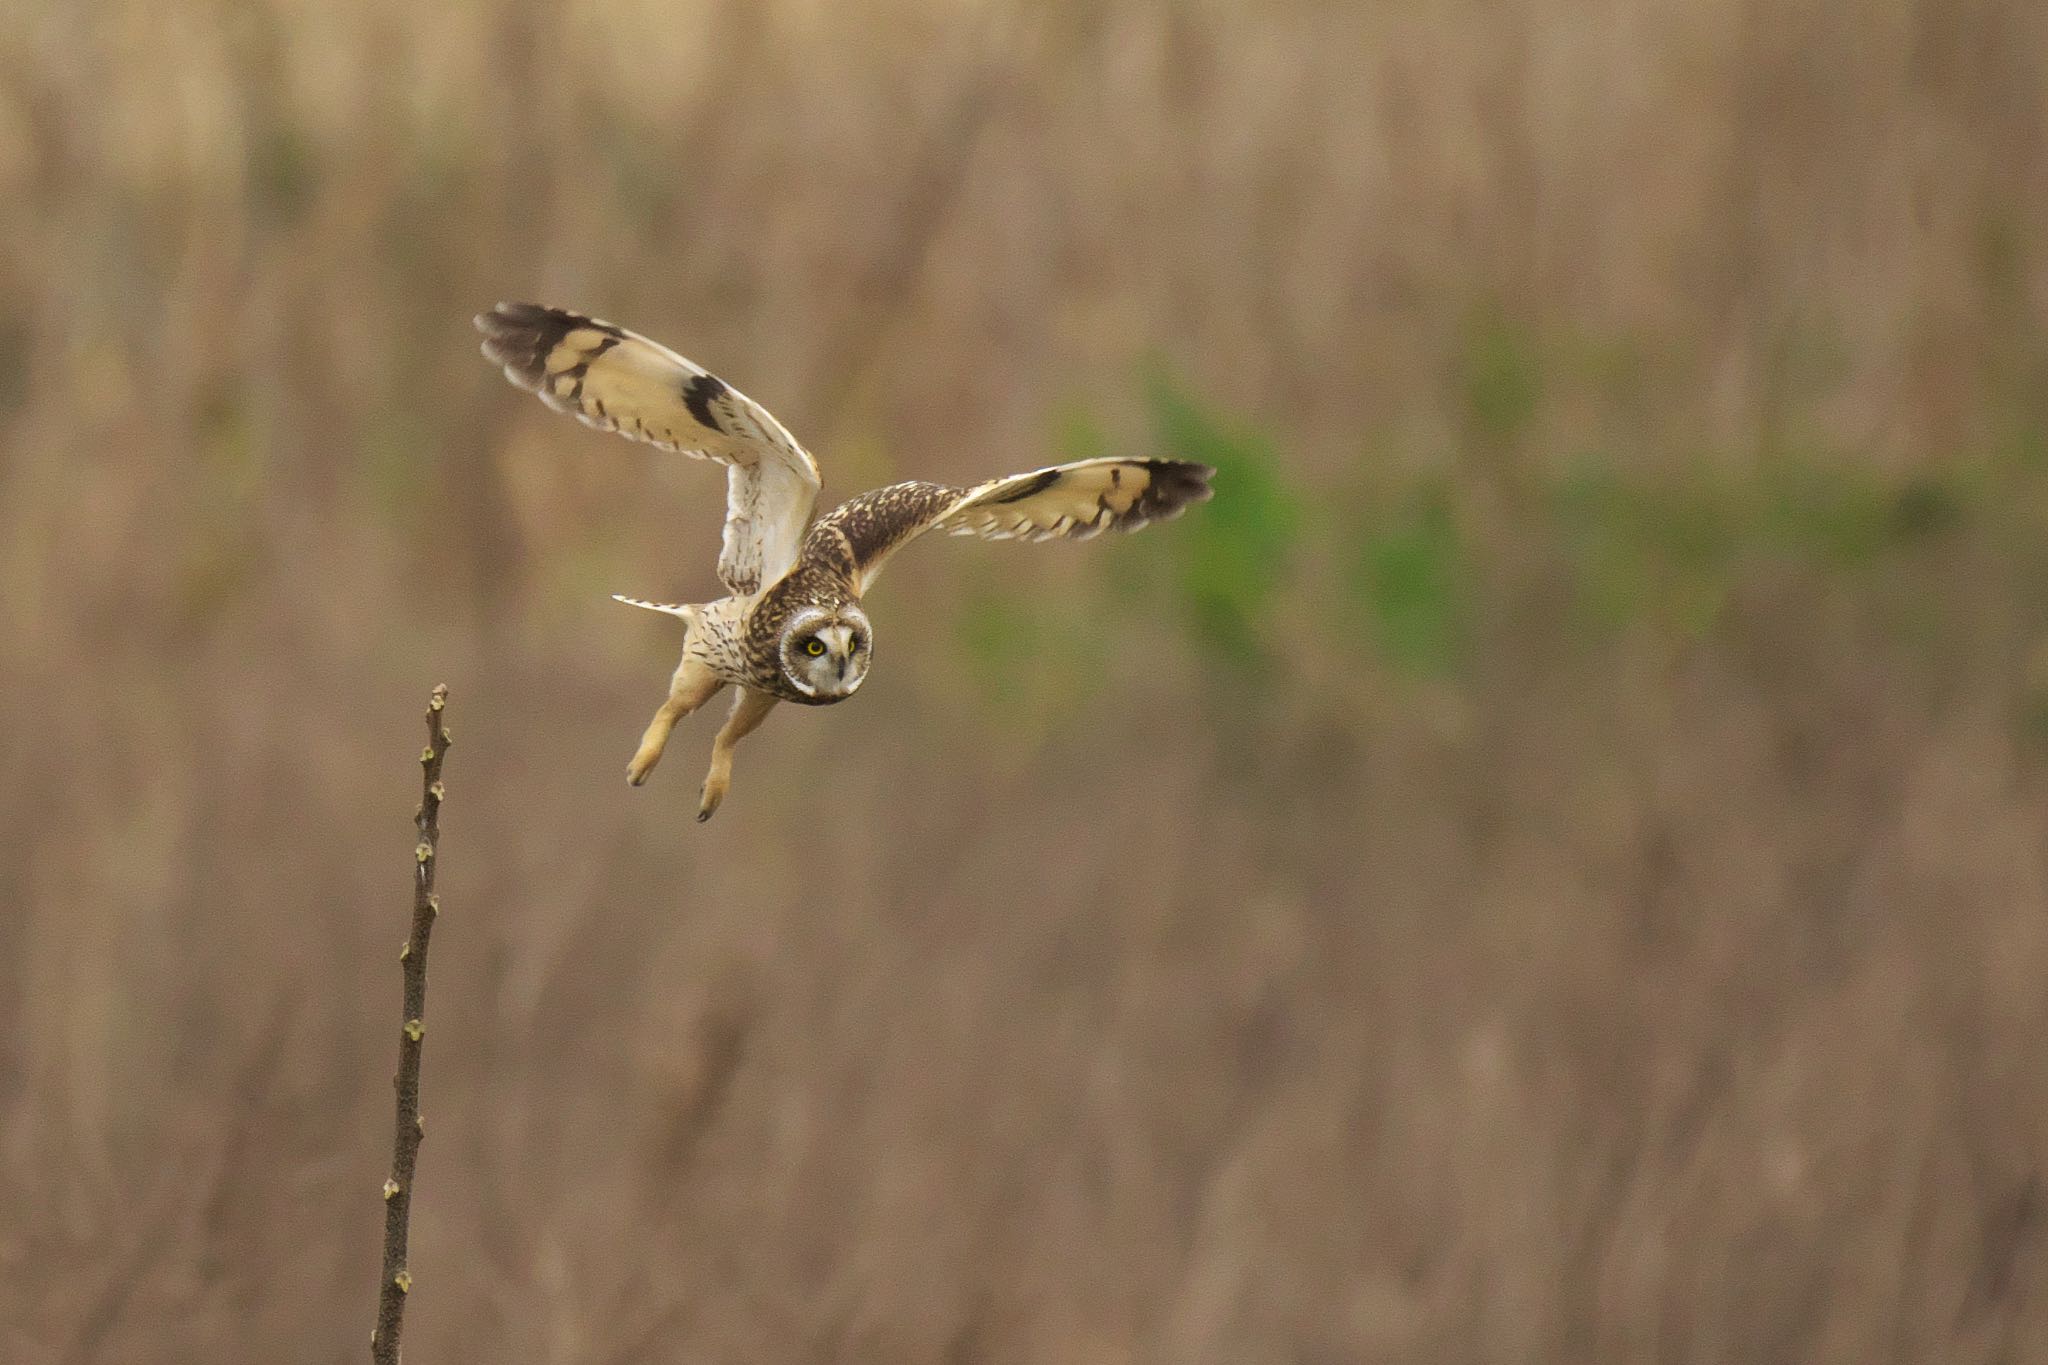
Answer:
[824,457,1215,594]
[476,303,821,596]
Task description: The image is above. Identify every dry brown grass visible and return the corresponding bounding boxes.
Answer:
[3,1,2048,1361]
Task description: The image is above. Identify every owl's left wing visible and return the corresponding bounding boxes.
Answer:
[476,303,821,596]
[824,457,1215,594]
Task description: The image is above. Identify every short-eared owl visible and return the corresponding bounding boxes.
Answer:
[477,302,1214,821]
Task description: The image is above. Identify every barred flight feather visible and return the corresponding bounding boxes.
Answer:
[820,458,1214,591]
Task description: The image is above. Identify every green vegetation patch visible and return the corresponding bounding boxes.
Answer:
[1141,368,1303,675]
[1347,485,1468,677]
[991,370,2033,698]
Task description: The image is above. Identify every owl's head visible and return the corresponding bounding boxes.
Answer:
[778,605,872,702]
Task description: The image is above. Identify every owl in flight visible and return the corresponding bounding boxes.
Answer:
[477,303,1215,821]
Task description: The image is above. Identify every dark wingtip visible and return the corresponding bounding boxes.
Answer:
[474,302,583,388]
[476,300,549,334]
[1132,458,1216,524]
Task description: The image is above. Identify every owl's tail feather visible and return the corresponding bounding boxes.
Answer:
[611,594,698,624]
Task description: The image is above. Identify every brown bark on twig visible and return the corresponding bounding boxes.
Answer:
[371,684,451,1365]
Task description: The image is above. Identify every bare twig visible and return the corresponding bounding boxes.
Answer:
[371,684,451,1365]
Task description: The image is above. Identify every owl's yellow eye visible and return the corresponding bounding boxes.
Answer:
[804,638,826,657]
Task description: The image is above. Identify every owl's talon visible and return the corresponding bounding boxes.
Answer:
[696,783,725,822]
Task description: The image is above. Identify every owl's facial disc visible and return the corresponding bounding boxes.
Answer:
[781,607,871,700]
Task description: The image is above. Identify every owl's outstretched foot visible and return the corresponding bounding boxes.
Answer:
[628,658,723,789]
[695,755,736,820]
[626,728,673,785]
[694,688,778,825]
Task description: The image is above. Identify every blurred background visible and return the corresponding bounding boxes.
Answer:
[4,0,2048,1360]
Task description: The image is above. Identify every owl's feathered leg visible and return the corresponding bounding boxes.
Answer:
[697,688,778,822]
[628,658,723,787]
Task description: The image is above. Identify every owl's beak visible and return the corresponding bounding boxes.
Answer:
[819,623,858,676]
